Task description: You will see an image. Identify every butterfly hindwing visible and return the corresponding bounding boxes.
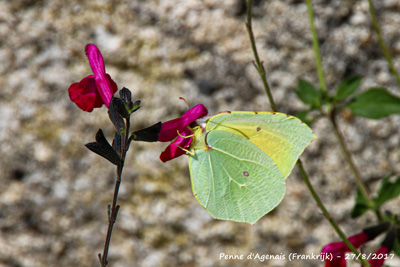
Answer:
[189,130,285,224]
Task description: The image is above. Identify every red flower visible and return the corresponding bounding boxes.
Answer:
[321,232,369,267]
[159,104,208,162]
[368,246,390,267]
[68,44,118,112]
[321,223,391,267]
[368,226,396,267]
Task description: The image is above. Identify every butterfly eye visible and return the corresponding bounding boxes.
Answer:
[256,127,261,131]
[243,171,249,177]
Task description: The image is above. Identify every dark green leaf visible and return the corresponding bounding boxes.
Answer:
[120,87,132,105]
[335,75,362,101]
[381,227,396,250]
[296,110,312,126]
[118,87,141,114]
[363,222,391,240]
[348,88,400,119]
[295,80,321,107]
[130,100,141,113]
[132,122,162,142]
[85,129,121,165]
[374,176,400,207]
[350,203,369,218]
[112,132,122,158]
[351,187,371,218]
[112,98,130,118]
[108,99,126,134]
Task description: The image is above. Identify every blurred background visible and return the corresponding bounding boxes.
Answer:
[1,0,400,266]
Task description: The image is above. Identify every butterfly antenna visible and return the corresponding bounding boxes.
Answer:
[176,129,195,139]
[178,97,189,110]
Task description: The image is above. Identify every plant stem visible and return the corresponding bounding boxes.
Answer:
[306,0,366,199]
[99,119,131,266]
[367,0,400,88]
[297,160,370,267]
[245,0,277,112]
[330,111,369,197]
[306,0,327,93]
[329,110,384,220]
[245,1,369,266]
[100,176,121,267]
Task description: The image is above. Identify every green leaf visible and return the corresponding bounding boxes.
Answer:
[296,110,311,125]
[335,75,362,101]
[351,187,371,218]
[374,176,400,207]
[348,88,400,119]
[296,80,321,107]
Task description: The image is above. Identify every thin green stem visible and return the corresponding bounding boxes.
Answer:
[330,112,369,197]
[245,1,368,266]
[297,160,370,267]
[306,0,327,93]
[367,0,400,88]
[245,0,277,112]
[307,0,373,218]
[304,4,369,262]
[329,110,384,220]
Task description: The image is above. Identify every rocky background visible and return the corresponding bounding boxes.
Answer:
[1,0,400,266]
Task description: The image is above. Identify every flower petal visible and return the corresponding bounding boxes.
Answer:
[322,232,369,255]
[348,232,369,248]
[324,254,346,267]
[369,246,389,267]
[85,44,117,107]
[321,232,369,267]
[68,75,103,112]
[105,73,118,98]
[158,104,208,142]
[160,128,193,162]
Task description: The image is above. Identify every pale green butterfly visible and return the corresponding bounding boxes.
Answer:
[188,111,316,224]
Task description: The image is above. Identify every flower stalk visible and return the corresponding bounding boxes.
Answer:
[305,0,327,93]
[246,1,369,266]
[245,0,277,112]
[367,0,400,88]
[297,160,369,267]
[99,117,131,267]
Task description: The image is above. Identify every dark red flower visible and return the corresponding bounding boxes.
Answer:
[368,226,396,267]
[321,232,369,267]
[368,246,390,267]
[159,104,208,162]
[321,223,391,267]
[68,44,118,112]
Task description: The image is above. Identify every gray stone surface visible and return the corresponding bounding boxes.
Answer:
[1,0,399,266]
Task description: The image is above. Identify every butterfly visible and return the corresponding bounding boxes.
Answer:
[188,111,316,224]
